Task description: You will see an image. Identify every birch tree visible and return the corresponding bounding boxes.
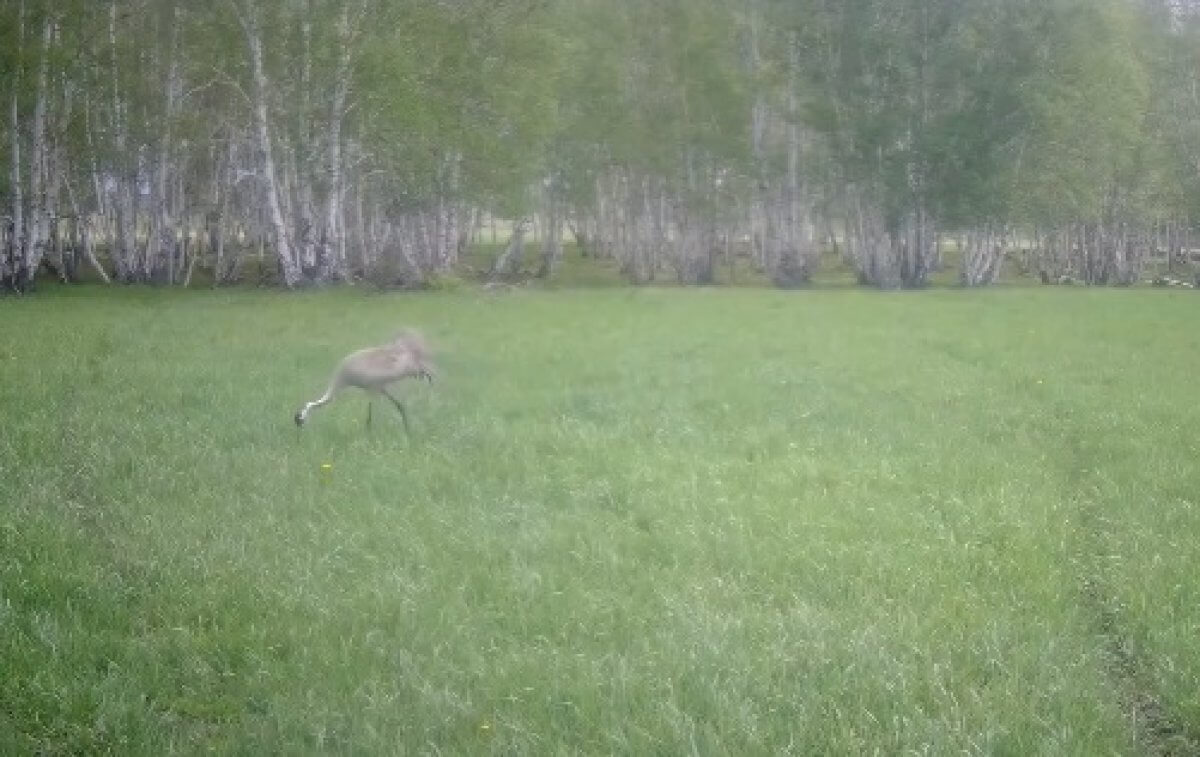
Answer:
[3,0,29,291]
[2,0,1197,293]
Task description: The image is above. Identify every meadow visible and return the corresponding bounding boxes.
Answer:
[2,283,1199,754]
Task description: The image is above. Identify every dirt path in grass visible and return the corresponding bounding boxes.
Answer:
[1065,438,1200,757]
[1079,569,1200,757]
[945,346,1200,756]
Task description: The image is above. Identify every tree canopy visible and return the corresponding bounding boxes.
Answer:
[3,0,1200,290]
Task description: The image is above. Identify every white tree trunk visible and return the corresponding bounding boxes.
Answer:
[7,69,24,289]
[537,179,564,278]
[320,5,353,280]
[155,3,181,284]
[240,1,301,287]
[23,13,53,287]
[109,1,137,283]
[65,177,110,283]
[960,226,1004,287]
[295,0,317,274]
[489,218,530,279]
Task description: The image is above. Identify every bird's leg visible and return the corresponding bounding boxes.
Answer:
[366,397,373,427]
[380,387,411,436]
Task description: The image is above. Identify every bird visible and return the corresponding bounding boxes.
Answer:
[294,328,435,433]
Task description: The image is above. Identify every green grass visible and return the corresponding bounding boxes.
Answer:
[3,284,1200,754]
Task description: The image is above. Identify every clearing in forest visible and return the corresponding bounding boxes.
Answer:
[2,286,1199,754]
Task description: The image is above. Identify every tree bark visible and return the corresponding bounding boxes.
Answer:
[156,2,181,284]
[22,12,54,289]
[489,218,530,280]
[319,3,354,281]
[240,0,302,287]
[4,0,27,291]
[65,176,110,283]
[537,178,563,278]
[109,0,138,283]
[960,226,1004,287]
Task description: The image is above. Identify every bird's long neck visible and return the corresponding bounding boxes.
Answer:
[296,382,338,425]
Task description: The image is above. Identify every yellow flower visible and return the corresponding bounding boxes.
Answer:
[320,463,333,471]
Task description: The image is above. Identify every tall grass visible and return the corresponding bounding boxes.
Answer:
[2,285,1198,753]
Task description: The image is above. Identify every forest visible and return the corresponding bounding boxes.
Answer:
[4,0,1200,293]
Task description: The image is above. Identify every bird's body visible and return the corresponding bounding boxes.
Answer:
[295,329,434,431]
[336,344,427,388]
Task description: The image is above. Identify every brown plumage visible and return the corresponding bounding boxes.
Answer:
[294,329,435,432]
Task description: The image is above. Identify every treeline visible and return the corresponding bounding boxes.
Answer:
[3,0,1200,292]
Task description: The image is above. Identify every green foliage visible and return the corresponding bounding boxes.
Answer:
[356,0,562,215]
[421,271,467,292]
[1009,0,1153,225]
[776,0,1177,235]
[4,0,1200,289]
[550,0,752,208]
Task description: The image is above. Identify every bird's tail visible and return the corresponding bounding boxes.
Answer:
[392,328,436,379]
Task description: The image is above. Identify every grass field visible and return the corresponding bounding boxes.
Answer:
[3,284,1200,754]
